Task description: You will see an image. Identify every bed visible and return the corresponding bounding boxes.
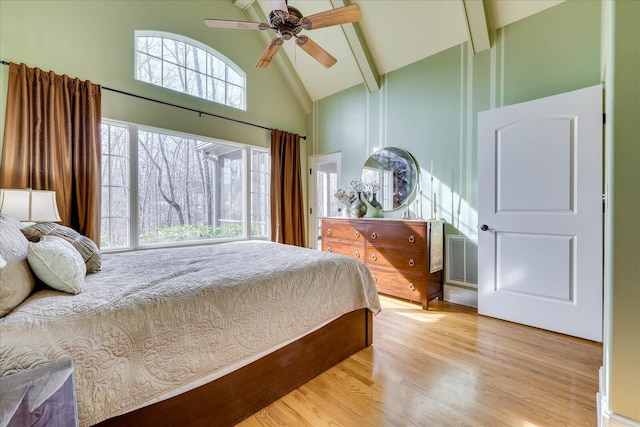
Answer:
[0,214,381,426]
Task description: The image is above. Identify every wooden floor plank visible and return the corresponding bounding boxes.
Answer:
[239,296,602,426]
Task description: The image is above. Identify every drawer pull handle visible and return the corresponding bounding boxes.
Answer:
[327,247,332,252]
[354,251,360,258]
[327,228,332,235]
[370,253,377,261]
[409,234,415,243]
[371,232,377,240]
[408,283,416,291]
[354,231,360,238]
[409,259,415,267]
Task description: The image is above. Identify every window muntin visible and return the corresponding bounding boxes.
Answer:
[135,31,246,110]
[101,119,269,250]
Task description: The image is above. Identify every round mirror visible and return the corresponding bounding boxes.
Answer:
[361,147,418,211]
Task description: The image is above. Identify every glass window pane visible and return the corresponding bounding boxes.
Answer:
[185,44,207,72]
[227,66,243,85]
[186,69,206,98]
[101,214,130,249]
[110,156,128,187]
[102,156,110,184]
[101,186,109,217]
[137,36,162,58]
[110,187,129,218]
[137,53,162,85]
[208,78,225,104]
[208,55,225,79]
[137,129,245,244]
[162,38,184,64]
[226,84,244,109]
[163,62,185,92]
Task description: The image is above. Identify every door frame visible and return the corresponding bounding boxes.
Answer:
[308,152,342,249]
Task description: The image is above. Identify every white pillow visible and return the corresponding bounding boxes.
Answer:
[27,236,86,294]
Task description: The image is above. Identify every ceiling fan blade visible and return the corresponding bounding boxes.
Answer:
[269,0,288,13]
[295,36,337,68]
[301,4,361,30]
[256,38,284,68]
[204,19,268,30]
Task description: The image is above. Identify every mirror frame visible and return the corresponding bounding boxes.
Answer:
[361,147,419,212]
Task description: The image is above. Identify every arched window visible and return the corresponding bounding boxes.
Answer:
[135,31,246,110]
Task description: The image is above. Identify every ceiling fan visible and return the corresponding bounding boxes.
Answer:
[205,0,361,69]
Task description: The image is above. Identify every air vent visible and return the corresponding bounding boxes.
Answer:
[446,235,478,288]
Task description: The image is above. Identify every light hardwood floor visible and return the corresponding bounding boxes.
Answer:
[239,295,602,427]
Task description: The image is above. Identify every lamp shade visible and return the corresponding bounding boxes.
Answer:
[0,189,62,222]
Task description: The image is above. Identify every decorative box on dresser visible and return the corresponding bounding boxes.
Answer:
[321,217,444,310]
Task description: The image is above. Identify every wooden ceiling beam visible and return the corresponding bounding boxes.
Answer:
[462,0,491,54]
[330,0,380,93]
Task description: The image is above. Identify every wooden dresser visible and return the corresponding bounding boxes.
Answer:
[321,217,444,310]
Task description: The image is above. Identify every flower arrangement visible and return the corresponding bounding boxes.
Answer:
[334,180,382,217]
[350,180,365,192]
[334,188,356,205]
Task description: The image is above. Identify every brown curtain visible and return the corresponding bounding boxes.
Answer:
[0,62,102,243]
[270,129,306,247]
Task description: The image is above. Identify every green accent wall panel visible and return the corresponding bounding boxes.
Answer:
[316,83,368,184]
[502,0,602,106]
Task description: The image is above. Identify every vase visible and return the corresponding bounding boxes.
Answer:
[341,204,351,217]
[350,192,368,218]
[370,192,383,210]
[363,194,382,218]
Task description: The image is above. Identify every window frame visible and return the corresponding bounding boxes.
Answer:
[134,30,247,110]
[101,119,270,252]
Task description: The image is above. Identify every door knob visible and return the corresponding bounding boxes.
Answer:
[480,224,490,231]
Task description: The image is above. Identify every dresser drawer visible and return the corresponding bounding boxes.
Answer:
[365,221,426,248]
[367,266,426,302]
[322,239,365,261]
[322,220,366,242]
[365,245,424,272]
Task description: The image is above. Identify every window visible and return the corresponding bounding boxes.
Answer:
[135,31,246,110]
[100,120,269,250]
[251,150,270,237]
[101,121,130,249]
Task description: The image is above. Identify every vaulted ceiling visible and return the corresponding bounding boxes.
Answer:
[230,0,565,112]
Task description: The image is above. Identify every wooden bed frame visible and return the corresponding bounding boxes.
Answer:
[96,308,373,427]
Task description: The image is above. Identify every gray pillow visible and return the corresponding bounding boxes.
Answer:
[21,223,102,273]
[0,214,36,317]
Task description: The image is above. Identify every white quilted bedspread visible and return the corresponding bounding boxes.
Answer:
[0,241,381,426]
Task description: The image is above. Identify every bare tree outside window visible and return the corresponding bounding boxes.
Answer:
[137,130,245,244]
[101,120,269,249]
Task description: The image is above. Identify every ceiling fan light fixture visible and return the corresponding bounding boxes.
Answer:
[205,3,361,68]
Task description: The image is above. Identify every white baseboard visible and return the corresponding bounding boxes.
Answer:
[443,284,477,308]
[599,367,640,427]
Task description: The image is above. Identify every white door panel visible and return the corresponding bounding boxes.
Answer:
[478,85,602,342]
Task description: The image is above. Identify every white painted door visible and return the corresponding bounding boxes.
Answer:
[308,152,341,249]
[478,85,603,342]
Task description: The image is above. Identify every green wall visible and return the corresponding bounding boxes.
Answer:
[0,0,308,152]
[315,0,601,240]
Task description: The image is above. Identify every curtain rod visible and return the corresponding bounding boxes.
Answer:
[0,60,307,140]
